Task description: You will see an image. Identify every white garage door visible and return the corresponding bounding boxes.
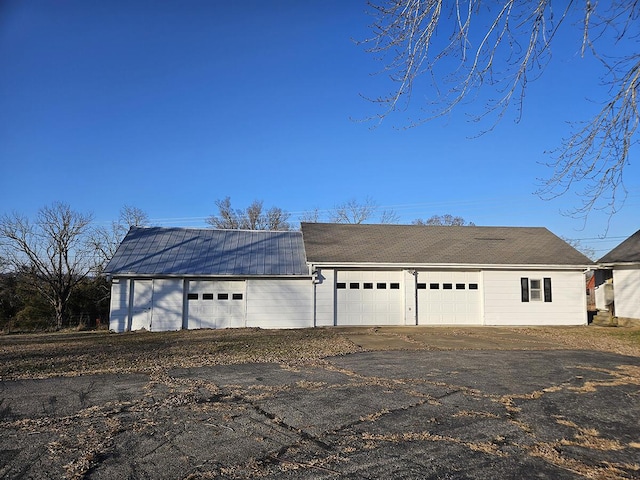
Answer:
[417,271,481,325]
[186,280,246,329]
[336,271,404,325]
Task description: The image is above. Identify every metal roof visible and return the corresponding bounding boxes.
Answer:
[301,223,594,266]
[598,229,640,263]
[104,227,309,276]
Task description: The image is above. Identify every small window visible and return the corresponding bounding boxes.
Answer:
[232,293,243,300]
[443,283,453,290]
[363,283,373,289]
[377,283,386,289]
[350,282,360,289]
[417,283,426,289]
[469,283,478,290]
[390,283,400,289]
[187,293,198,300]
[430,283,439,290]
[336,282,346,289]
[217,293,229,300]
[456,283,465,290]
[530,279,542,301]
[202,293,214,300]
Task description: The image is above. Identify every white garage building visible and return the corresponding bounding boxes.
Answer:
[301,223,593,327]
[105,223,593,332]
[105,227,312,332]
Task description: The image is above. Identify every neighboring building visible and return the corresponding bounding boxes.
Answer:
[595,229,640,326]
[105,227,312,332]
[105,224,594,332]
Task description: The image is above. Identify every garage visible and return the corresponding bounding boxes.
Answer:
[335,270,404,325]
[186,280,246,329]
[417,271,481,325]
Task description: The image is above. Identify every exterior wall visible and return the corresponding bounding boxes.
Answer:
[613,267,640,320]
[109,278,130,333]
[246,279,313,329]
[314,268,335,327]
[149,279,184,332]
[483,270,587,325]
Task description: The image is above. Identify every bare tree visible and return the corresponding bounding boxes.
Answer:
[362,1,639,220]
[330,197,399,224]
[0,202,95,330]
[206,197,291,231]
[90,205,149,271]
[299,207,322,223]
[413,214,475,226]
[561,236,596,261]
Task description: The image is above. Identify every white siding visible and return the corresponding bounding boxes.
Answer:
[246,279,313,329]
[314,268,335,327]
[150,279,184,332]
[613,267,640,320]
[109,278,130,333]
[483,270,587,325]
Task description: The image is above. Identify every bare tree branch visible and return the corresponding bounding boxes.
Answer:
[361,1,640,220]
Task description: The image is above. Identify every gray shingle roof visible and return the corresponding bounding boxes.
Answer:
[598,229,640,263]
[301,223,594,266]
[104,227,309,276]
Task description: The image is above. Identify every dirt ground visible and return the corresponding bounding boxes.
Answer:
[1,326,639,479]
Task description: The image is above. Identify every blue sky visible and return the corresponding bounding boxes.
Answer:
[1,1,638,258]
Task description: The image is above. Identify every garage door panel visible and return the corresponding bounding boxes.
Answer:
[186,280,246,329]
[335,271,403,326]
[418,271,481,325]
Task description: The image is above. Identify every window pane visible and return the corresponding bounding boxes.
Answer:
[232,293,243,300]
[469,283,478,290]
[363,283,373,289]
[217,293,229,300]
[187,293,198,300]
[456,283,465,289]
[430,283,439,289]
[202,293,214,300]
[443,283,453,290]
[390,283,400,289]
[350,283,359,289]
[377,283,386,289]
[336,282,346,289]
[417,283,426,289]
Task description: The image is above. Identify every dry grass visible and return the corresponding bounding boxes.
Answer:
[0,325,638,381]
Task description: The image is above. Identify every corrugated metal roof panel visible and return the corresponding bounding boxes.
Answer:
[104,227,309,276]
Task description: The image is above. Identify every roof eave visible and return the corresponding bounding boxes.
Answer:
[307,262,593,270]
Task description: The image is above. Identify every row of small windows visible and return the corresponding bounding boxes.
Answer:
[336,282,479,290]
[337,282,400,290]
[187,293,243,301]
[418,283,478,290]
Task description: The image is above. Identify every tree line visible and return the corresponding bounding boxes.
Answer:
[0,199,474,331]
